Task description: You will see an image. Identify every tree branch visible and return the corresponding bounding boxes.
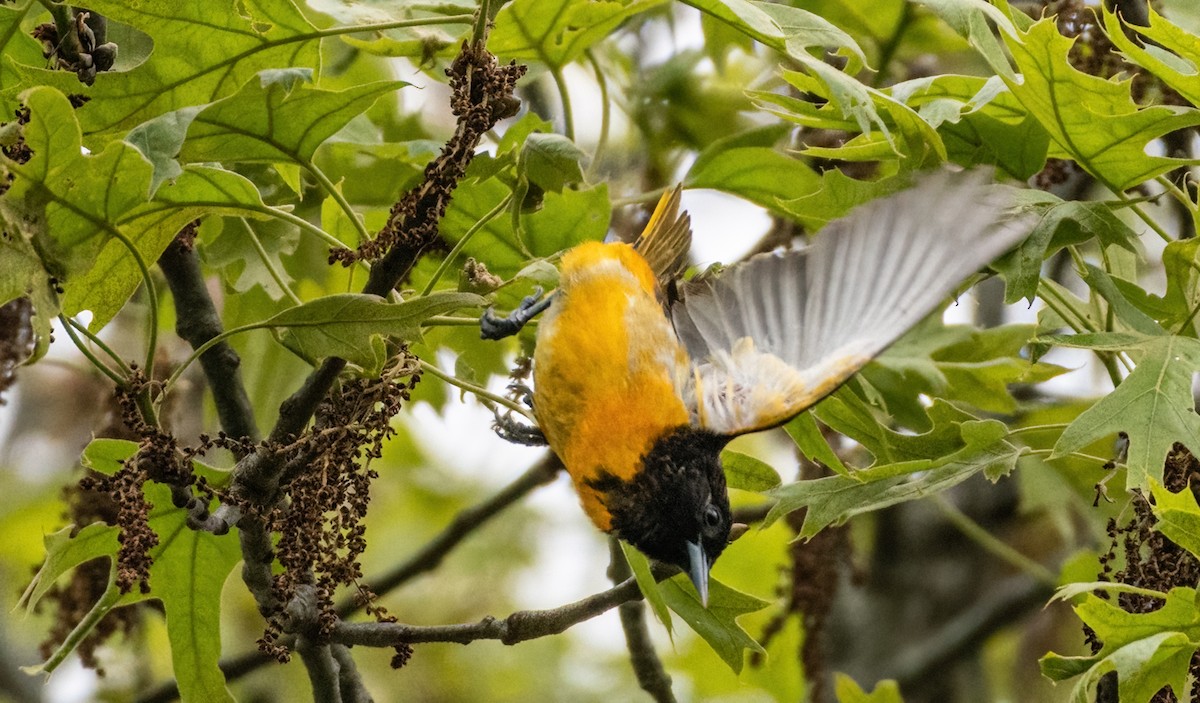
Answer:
[296,636,342,703]
[886,575,1055,689]
[330,565,676,648]
[158,235,260,442]
[331,644,373,703]
[610,539,676,703]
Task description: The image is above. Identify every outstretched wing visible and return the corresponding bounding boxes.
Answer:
[671,169,1031,437]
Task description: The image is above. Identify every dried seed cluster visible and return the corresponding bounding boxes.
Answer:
[43,369,253,672]
[260,351,421,666]
[0,298,33,404]
[79,370,215,594]
[1090,444,1200,702]
[329,42,526,267]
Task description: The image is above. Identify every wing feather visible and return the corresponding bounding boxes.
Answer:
[672,169,1032,436]
[634,186,693,283]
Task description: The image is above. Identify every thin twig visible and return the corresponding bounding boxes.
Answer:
[418,359,535,420]
[57,314,126,385]
[610,538,676,703]
[886,575,1055,688]
[240,218,302,306]
[931,495,1058,587]
[331,564,678,648]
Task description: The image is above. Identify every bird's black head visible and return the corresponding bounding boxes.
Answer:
[590,426,732,604]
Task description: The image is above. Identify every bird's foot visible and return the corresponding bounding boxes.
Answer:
[480,287,552,340]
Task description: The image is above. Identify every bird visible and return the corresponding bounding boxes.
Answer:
[481,169,1031,605]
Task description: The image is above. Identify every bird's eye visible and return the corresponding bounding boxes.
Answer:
[703,504,721,529]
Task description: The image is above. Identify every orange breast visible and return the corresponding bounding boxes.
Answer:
[533,242,690,530]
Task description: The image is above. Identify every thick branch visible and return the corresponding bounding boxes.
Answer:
[158,236,260,442]
[331,645,373,703]
[610,539,676,703]
[296,637,342,703]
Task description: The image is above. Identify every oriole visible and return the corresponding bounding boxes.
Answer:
[482,170,1029,604]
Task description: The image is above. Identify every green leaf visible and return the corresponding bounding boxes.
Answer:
[1078,587,1200,650]
[1000,18,1200,191]
[61,165,277,329]
[1160,0,1200,33]
[620,542,673,638]
[7,91,256,333]
[686,127,822,214]
[1053,335,1200,490]
[1043,588,1200,702]
[918,0,1018,78]
[521,185,611,262]
[885,74,1048,179]
[438,167,526,277]
[1128,239,1200,335]
[1078,264,1166,337]
[660,575,768,673]
[491,0,666,68]
[690,1,943,162]
[314,140,439,207]
[783,412,849,476]
[268,291,484,369]
[0,4,49,116]
[312,0,474,61]
[768,422,1019,538]
[24,440,240,702]
[18,0,322,136]
[995,198,1140,305]
[778,170,902,230]
[1150,481,1200,560]
[869,322,1064,419]
[126,106,206,194]
[769,66,946,164]
[0,195,58,361]
[82,438,140,475]
[683,0,866,67]
[518,133,586,193]
[931,325,1068,414]
[6,87,153,276]
[19,523,120,613]
[147,479,240,703]
[1051,581,1170,605]
[1104,7,1200,109]
[815,394,987,466]
[1038,651,1099,682]
[1036,332,1150,352]
[720,451,782,491]
[833,673,904,703]
[178,76,405,168]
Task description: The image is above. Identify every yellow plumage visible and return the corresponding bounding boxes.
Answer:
[533,241,689,530]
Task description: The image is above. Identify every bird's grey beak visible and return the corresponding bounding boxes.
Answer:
[686,539,710,607]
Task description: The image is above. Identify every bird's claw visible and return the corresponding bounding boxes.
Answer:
[493,412,548,446]
[480,287,552,340]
